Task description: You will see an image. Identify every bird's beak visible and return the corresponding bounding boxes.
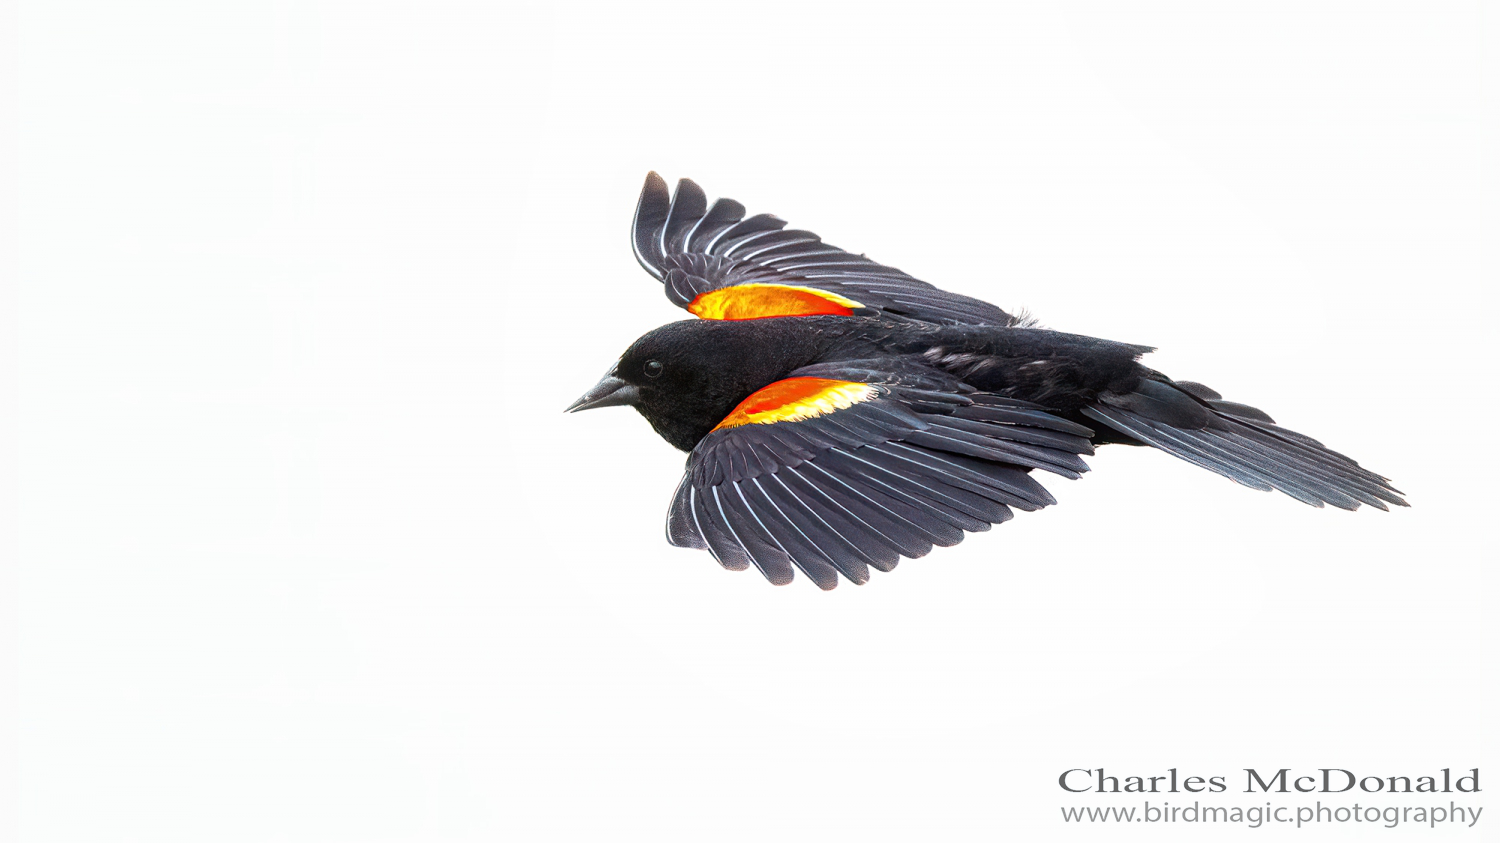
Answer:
[565,374,640,413]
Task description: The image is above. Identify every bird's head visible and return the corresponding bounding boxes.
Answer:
[566,320,759,451]
[566,319,820,452]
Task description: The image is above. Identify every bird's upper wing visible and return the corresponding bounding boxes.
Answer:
[632,173,1021,327]
[668,361,1094,588]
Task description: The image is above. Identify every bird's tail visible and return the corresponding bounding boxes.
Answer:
[1081,378,1407,510]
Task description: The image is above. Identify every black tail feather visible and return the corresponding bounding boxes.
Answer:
[1083,381,1407,511]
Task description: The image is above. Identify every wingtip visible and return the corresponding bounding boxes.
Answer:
[633,172,672,279]
[638,171,669,208]
[667,177,708,219]
[765,569,795,587]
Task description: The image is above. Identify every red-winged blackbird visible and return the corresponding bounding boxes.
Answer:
[568,173,1407,589]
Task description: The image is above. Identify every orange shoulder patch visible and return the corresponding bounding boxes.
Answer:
[687,283,863,320]
[713,378,878,431]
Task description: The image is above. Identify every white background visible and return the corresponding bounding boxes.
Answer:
[9,1,1495,840]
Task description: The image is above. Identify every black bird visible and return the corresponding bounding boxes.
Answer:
[568,173,1406,589]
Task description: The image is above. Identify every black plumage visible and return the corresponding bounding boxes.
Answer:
[568,173,1407,588]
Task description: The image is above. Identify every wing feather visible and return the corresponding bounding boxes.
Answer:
[738,481,842,589]
[780,468,914,567]
[661,178,708,255]
[756,476,875,584]
[821,449,990,533]
[686,198,746,253]
[714,485,794,584]
[769,471,899,573]
[666,363,1094,587]
[631,173,1020,327]
[692,486,752,571]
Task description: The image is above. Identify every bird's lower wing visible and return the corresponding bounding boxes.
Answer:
[671,363,1094,589]
[1082,379,1407,511]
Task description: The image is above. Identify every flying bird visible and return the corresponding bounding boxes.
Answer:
[567,173,1406,589]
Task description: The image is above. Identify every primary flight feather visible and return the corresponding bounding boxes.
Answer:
[567,173,1406,589]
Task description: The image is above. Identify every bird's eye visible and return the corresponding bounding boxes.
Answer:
[643,360,664,378]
